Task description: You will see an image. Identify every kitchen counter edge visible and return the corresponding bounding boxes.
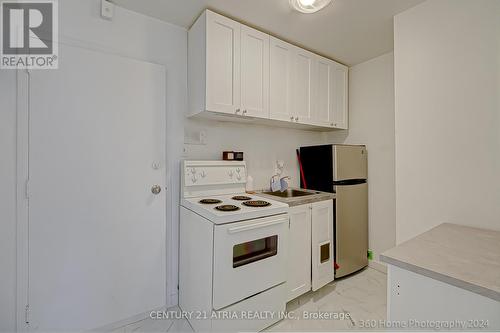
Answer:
[255,188,335,207]
[380,223,500,302]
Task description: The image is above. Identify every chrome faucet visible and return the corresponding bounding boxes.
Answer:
[279,176,290,192]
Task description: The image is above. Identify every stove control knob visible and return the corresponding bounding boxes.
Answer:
[200,171,206,178]
[228,170,234,178]
[191,176,197,183]
[191,167,196,175]
[236,168,240,173]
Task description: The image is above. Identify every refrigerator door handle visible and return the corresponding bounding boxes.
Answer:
[333,179,366,186]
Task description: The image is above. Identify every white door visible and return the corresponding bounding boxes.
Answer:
[293,48,315,124]
[332,64,348,129]
[27,44,166,331]
[314,56,334,127]
[286,205,311,301]
[269,37,294,122]
[311,200,334,291]
[206,10,241,115]
[240,25,269,118]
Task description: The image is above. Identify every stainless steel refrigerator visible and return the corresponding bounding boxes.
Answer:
[299,144,368,278]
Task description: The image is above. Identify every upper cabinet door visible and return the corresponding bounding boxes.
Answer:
[293,48,316,124]
[240,26,269,119]
[206,11,241,115]
[269,37,294,122]
[314,56,334,126]
[332,64,349,129]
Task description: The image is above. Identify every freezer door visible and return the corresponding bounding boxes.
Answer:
[335,182,368,277]
[333,145,367,181]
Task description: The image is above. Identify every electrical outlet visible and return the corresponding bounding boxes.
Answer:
[199,130,207,145]
[275,160,284,176]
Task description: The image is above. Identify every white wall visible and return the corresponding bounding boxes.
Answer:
[0,1,187,330]
[183,119,325,189]
[394,0,500,243]
[327,52,396,268]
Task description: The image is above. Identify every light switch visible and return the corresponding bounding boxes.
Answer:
[101,0,114,19]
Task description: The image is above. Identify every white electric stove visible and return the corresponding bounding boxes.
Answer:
[179,160,289,332]
[182,194,289,224]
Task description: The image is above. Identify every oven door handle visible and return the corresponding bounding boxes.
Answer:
[227,218,287,234]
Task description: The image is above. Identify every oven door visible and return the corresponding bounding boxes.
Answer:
[212,214,288,310]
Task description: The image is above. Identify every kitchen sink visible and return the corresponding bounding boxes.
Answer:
[262,189,317,198]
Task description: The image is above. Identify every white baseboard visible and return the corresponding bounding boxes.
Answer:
[368,260,387,274]
[90,306,165,332]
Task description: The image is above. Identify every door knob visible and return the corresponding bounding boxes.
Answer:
[151,185,162,195]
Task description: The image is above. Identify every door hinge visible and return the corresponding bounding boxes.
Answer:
[25,304,30,324]
[25,179,30,199]
[25,179,31,199]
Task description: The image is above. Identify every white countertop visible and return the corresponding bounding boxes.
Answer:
[381,223,500,301]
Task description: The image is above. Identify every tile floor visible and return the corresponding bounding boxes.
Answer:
[110,267,387,332]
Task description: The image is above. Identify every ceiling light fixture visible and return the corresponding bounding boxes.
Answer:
[289,0,333,13]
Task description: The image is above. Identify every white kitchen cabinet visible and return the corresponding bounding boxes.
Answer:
[293,48,316,125]
[286,199,334,301]
[314,56,334,126]
[204,10,241,115]
[311,200,334,291]
[387,265,500,330]
[240,25,270,118]
[313,56,349,129]
[188,10,241,116]
[188,9,348,130]
[332,63,349,129]
[286,205,312,302]
[269,37,295,122]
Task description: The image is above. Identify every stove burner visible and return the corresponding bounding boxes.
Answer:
[242,200,271,208]
[232,196,252,201]
[199,199,222,204]
[215,205,241,212]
